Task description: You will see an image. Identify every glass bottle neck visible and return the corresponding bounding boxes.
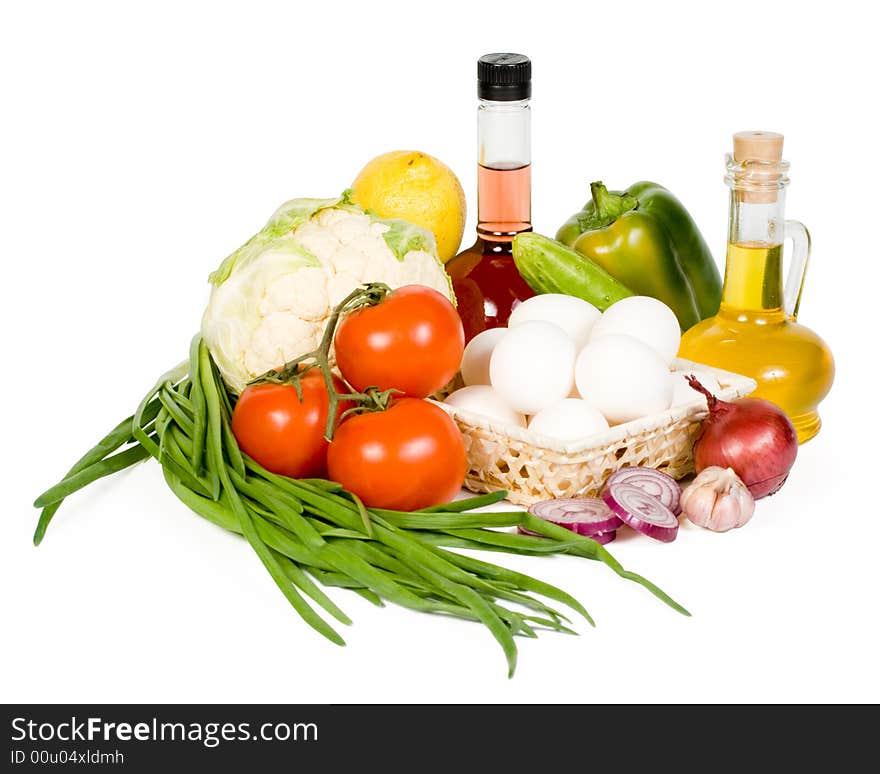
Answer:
[477,99,531,241]
[720,188,787,318]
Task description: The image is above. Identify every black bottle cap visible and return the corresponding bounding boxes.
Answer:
[478,53,531,101]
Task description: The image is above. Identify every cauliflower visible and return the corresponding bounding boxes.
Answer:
[201,193,454,393]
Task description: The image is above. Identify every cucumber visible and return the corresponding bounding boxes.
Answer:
[512,232,633,311]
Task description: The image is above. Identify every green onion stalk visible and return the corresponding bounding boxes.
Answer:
[32,289,689,677]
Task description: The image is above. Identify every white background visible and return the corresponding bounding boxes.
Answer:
[2,0,878,703]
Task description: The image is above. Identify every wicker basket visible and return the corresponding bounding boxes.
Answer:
[432,358,756,506]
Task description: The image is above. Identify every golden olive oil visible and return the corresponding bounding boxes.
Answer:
[719,242,784,315]
[679,241,834,442]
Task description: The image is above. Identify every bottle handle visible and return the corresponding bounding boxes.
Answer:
[783,219,811,320]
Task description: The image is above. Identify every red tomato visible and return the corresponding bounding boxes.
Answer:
[327,399,467,510]
[334,285,464,398]
[231,372,348,478]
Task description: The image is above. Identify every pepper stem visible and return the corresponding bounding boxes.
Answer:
[248,282,395,440]
[576,181,639,231]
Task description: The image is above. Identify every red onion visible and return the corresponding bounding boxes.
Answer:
[518,524,617,543]
[520,498,623,537]
[687,376,797,499]
[605,467,682,515]
[602,482,679,543]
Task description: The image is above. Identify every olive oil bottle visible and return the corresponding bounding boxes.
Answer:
[679,132,834,443]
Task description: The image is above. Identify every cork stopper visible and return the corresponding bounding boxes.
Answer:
[733,131,784,164]
[731,131,785,203]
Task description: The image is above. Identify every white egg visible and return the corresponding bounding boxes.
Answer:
[508,293,601,351]
[528,399,609,443]
[490,320,575,415]
[575,334,673,424]
[590,296,681,364]
[444,385,526,428]
[460,327,507,386]
[670,370,721,407]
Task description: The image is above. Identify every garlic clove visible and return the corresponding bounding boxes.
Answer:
[680,484,718,529]
[731,481,756,528]
[681,466,756,533]
[710,492,744,532]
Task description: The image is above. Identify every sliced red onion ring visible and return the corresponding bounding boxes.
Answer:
[601,482,679,543]
[605,467,682,515]
[517,525,617,544]
[525,497,623,536]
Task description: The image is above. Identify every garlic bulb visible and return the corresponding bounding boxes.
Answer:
[680,466,755,532]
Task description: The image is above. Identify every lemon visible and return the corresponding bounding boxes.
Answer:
[351,150,466,263]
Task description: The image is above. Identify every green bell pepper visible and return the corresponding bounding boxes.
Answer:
[556,181,722,330]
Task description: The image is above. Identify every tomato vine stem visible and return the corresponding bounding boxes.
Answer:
[248,282,398,440]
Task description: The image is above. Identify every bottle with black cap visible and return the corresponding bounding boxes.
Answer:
[446,53,535,342]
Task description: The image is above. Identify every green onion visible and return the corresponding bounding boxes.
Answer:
[33,335,689,675]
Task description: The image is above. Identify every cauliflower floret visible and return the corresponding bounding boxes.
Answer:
[292,220,341,259]
[259,267,330,321]
[327,271,364,308]
[315,207,373,245]
[244,314,322,378]
[331,244,369,279]
[400,250,455,296]
[362,249,404,287]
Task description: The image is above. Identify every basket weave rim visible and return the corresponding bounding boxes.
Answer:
[432,358,757,455]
